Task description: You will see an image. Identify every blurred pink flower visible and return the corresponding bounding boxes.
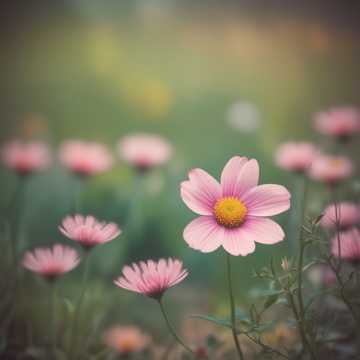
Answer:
[321,202,360,230]
[275,142,318,173]
[314,106,360,140]
[1,140,51,176]
[114,258,188,299]
[309,154,353,185]
[59,140,113,177]
[103,326,150,354]
[180,156,291,256]
[22,244,80,280]
[59,214,121,250]
[331,228,360,263]
[308,265,336,286]
[117,133,172,171]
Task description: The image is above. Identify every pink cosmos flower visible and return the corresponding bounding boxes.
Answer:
[22,244,80,280]
[59,140,113,177]
[314,106,360,140]
[103,326,150,354]
[180,156,291,256]
[1,140,51,176]
[321,202,360,230]
[117,133,172,171]
[59,214,121,250]
[331,228,360,264]
[275,142,318,173]
[114,258,188,299]
[309,154,353,185]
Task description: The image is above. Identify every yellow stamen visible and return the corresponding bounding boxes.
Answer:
[214,197,247,228]
[330,159,343,168]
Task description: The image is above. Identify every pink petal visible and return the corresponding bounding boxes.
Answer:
[221,156,248,197]
[180,169,221,215]
[233,159,260,197]
[241,217,285,244]
[183,216,224,253]
[242,184,291,216]
[222,228,256,256]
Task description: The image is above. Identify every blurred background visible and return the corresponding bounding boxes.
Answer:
[0,0,359,354]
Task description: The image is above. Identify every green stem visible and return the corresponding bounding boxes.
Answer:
[330,187,342,271]
[158,299,196,356]
[226,253,245,360]
[69,252,91,359]
[294,177,317,360]
[74,176,84,213]
[50,282,57,356]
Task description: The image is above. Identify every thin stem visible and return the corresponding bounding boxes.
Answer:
[9,177,26,278]
[328,261,360,325]
[243,332,289,359]
[294,177,317,360]
[158,299,196,356]
[69,252,91,359]
[226,253,245,360]
[74,176,84,213]
[330,187,342,272]
[50,282,57,356]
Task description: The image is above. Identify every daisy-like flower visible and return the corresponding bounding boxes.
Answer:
[321,202,360,230]
[103,326,150,354]
[59,140,113,177]
[309,155,353,185]
[180,156,291,256]
[117,133,172,171]
[314,106,360,141]
[331,228,360,264]
[1,140,51,176]
[275,142,318,173]
[59,214,121,250]
[22,244,80,281]
[114,258,188,299]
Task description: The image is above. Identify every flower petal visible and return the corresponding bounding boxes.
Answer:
[180,168,221,215]
[233,159,260,197]
[183,216,224,253]
[222,228,256,256]
[221,156,248,197]
[242,217,285,244]
[242,184,291,216]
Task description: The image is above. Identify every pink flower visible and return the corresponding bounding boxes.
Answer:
[1,140,51,176]
[314,106,360,140]
[114,258,188,299]
[309,154,353,185]
[22,244,80,280]
[117,133,172,171]
[180,156,291,256]
[275,142,318,173]
[331,228,360,264]
[59,140,113,177]
[321,202,360,230]
[308,265,336,286]
[103,326,150,354]
[59,214,121,249]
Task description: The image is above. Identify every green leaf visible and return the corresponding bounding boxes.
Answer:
[253,320,277,332]
[63,298,75,315]
[249,288,284,298]
[190,314,232,329]
[263,294,280,311]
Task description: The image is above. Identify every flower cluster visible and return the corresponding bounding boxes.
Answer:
[1,133,173,178]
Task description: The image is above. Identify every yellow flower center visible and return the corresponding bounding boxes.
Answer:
[330,159,343,168]
[214,197,247,228]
